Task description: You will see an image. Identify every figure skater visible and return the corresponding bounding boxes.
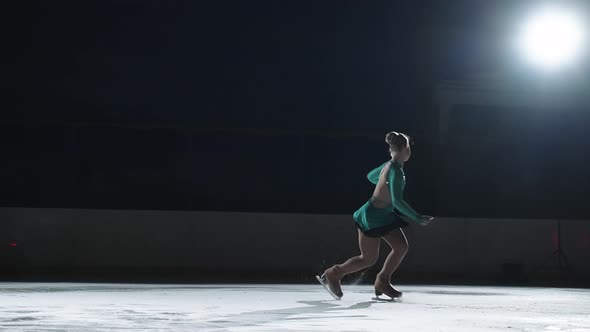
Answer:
[316,131,434,300]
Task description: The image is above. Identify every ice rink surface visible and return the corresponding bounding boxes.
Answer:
[0,282,589,331]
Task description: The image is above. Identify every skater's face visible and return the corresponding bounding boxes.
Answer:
[390,144,411,162]
[388,132,411,162]
[400,145,411,162]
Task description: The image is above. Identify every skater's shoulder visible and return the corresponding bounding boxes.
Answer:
[389,160,403,171]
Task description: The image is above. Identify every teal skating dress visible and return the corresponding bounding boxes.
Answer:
[353,160,423,237]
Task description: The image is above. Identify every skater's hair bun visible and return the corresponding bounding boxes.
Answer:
[385,131,410,153]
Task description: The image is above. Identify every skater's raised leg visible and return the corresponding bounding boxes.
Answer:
[324,229,380,297]
[374,229,408,298]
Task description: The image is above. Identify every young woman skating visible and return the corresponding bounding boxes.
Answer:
[316,131,434,300]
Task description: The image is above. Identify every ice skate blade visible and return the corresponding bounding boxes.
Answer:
[315,275,341,300]
[372,295,401,302]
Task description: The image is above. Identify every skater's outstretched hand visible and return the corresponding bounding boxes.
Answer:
[419,215,435,226]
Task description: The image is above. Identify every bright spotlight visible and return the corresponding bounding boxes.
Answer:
[517,7,585,69]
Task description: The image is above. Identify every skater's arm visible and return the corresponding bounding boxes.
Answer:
[388,166,422,224]
[367,161,388,184]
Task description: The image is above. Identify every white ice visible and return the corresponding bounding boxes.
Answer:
[0,283,589,331]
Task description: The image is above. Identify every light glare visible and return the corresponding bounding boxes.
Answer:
[518,8,585,69]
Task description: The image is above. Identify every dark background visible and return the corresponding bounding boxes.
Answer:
[3,0,590,219]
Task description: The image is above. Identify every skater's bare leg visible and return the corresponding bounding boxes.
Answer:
[324,229,380,296]
[375,229,408,297]
[377,229,408,279]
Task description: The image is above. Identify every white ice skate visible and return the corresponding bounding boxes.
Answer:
[315,274,342,300]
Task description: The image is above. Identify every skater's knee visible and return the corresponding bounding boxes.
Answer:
[359,254,379,267]
[397,241,409,255]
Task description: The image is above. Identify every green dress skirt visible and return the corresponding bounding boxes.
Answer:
[353,197,409,238]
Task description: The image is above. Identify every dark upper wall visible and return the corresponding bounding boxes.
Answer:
[4,1,590,219]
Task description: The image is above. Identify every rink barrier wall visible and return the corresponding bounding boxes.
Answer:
[0,207,588,284]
